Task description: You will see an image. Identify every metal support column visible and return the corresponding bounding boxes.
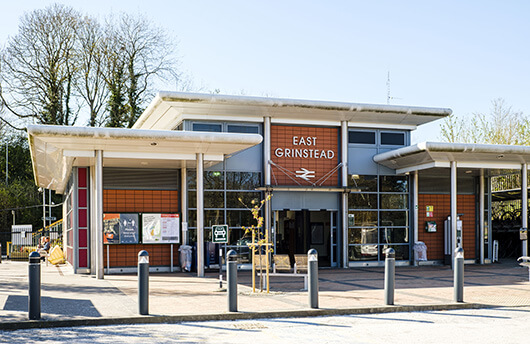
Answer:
[451,161,458,267]
[341,121,348,268]
[95,150,104,279]
[264,117,271,237]
[181,168,188,245]
[479,169,485,264]
[413,170,419,266]
[196,153,205,277]
[522,164,528,256]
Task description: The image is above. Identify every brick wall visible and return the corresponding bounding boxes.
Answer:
[418,194,476,260]
[270,125,339,186]
[103,189,179,267]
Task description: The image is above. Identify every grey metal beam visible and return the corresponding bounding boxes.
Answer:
[95,150,104,279]
[480,169,485,264]
[451,161,457,267]
[196,153,204,277]
[522,164,528,256]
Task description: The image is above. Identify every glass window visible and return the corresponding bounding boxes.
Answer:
[227,210,255,228]
[380,194,408,209]
[188,191,196,208]
[380,211,409,227]
[349,227,378,244]
[204,191,224,208]
[380,176,408,192]
[205,210,224,227]
[226,192,262,208]
[380,245,409,260]
[380,132,405,145]
[380,228,409,244]
[349,131,376,144]
[227,125,259,133]
[349,245,378,261]
[226,172,261,190]
[348,211,378,227]
[348,175,377,192]
[188,210,196,228]
[187,170,197,189]
[204,171,224,189]
[193,123,222,132]
[349,193,377,209]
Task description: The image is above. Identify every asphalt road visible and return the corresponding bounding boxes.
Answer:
[2,307,529,344]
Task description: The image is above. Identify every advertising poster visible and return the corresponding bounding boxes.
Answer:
[103,214,120,244]
[142,213,180,243]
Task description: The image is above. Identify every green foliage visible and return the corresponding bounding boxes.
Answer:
[0,133,61,233]
[440,98,530,145]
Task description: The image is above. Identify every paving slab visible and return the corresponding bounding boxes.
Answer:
[1,260,530,330]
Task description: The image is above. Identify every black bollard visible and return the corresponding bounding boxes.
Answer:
[308,249,319,309]
[384,248,395,305]
[28,251,41,320]
[138,250,149,315]
[454,247,464,302]
[227,250,238,312]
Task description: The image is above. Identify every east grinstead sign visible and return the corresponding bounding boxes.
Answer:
[270,125,339,186]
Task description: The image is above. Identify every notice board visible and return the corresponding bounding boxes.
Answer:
[142,213,180,244]
[103,213,139,244]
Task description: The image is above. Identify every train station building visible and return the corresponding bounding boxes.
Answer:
[27,92,530,277]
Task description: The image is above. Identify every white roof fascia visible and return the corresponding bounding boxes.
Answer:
[134,92,452,130]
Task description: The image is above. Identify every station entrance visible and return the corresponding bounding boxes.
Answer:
[274,210,338,267]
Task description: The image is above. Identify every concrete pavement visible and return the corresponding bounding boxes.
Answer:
[1,259,530,330]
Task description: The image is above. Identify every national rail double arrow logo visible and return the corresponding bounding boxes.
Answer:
[295,168,315,181]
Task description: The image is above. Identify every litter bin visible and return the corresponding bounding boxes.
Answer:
[414,242,427,261]
[178,245,192,272]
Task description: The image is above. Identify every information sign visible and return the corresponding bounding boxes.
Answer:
[212,224,228,243]
[142,213,180,244]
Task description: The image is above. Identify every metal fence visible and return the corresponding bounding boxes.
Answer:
[1,220,63,260]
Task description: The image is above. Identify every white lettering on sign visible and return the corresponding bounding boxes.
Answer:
[274,147,335,160]
[293,136,317,146]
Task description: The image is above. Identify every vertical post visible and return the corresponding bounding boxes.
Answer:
[308,249,319,309]
[42,189,46,230]
[95,150,104,279]
[450,161,457,267]
[28,251,41,320]
[219,246,223,289]
[181,168,188,245]
[341,121,348,269]
[384,248,395,305]
[138,250,149,315]
[522,164,528,257]
[227,250,238,312]
[264,117,271,238]
[5,141,8,186]
[48,189,51,228]
[413,171,419,266]
[454,247,464,302]
[196,153,204,277]
[479,169,485,264]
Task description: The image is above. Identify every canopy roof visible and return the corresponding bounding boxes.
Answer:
[134,92,452,130]
[28,125,262,193]
[374,142,530,174]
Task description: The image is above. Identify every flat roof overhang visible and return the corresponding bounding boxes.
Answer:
[133,92,453,130]
[373,142,530,174]
[28,125,262,194]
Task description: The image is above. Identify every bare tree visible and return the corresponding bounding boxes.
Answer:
[105,14,177,127]
[0,4,81,126]
[76,16,108,127]
[440,98,530,145]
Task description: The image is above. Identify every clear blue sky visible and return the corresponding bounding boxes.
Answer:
[1,1,529,142]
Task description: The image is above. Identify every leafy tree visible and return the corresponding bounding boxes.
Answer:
[0,4,80,126]
[440,98,530,145]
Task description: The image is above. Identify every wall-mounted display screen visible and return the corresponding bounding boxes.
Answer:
[142,213,180,244]
[103,213,139,244]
